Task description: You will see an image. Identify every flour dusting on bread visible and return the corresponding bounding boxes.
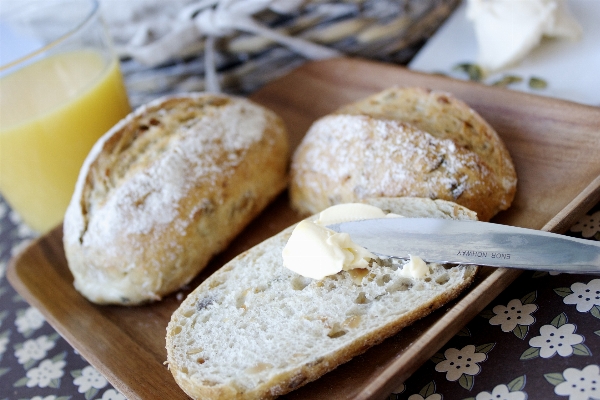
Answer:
[76,97,267,249]
[290,87,517,221]
[64,93,289,305]
[292,114,492,214]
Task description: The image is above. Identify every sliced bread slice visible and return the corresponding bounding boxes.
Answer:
[166,197,479,400]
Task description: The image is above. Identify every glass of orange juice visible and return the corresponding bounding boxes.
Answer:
[0,0,131,233]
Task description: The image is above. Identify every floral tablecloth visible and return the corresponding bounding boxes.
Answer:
[1,196,599,400]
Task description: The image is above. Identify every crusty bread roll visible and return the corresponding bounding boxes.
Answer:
[63,93,289,305]
[166,197,478,400]
[290,87,517,222]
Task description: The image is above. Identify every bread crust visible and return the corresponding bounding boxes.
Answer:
[63,93,289,305]
[166,197,478,399]
[290,87,517,221]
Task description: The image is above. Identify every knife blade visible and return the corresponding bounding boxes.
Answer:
[327,218,600,274]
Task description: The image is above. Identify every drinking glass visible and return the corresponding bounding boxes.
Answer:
[0,0,131,233]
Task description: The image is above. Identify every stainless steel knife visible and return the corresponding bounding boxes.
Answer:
[327,218,600,274]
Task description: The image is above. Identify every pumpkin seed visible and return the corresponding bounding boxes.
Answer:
[492,75,523,87]
[529,77,548,89]
[453,62,483,81]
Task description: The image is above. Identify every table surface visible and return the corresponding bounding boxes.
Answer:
[2,7,600,400]
[2,198,598,400]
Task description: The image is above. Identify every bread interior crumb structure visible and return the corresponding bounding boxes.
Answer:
[166,197,479,400]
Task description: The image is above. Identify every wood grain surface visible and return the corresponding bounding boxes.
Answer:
[7,58,600,400]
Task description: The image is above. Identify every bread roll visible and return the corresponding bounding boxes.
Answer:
[166,197,478,400]
[63,93,289,305]
[290,87,517,221]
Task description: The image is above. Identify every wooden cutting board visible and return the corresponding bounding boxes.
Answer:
[8,57,600,400]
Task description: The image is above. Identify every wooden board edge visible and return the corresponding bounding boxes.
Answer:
[354,173,600,400]
[543,175,600,233]
[6,230,188,400]
[292,57,600,115]
[356,268,522,400]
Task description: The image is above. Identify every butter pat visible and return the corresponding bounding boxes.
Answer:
[467,0,582,71]
[283,203,415,280]
[283,203,388,280]
[315,203,387,226]
[399,255,430,279]
[282,220,375,280]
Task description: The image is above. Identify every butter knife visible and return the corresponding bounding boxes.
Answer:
[327,218,600,274]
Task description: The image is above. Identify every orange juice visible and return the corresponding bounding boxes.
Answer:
[0,50,131,232]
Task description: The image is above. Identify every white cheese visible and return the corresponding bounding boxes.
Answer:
[466,0,582,71]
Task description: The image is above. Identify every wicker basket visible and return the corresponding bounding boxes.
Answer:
[113,0,460,107]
